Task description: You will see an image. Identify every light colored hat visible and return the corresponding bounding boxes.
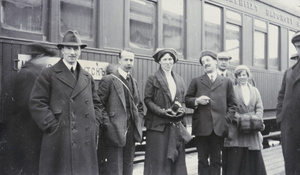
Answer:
[292,31,300,44]
[217,52,232,60]
[234,65,251,77]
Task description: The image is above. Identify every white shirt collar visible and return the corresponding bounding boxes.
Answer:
[118,67,129,79]
[162,69,172,76]
[217,69,227,76]
[63,59,77,71]
[207,71,218,80]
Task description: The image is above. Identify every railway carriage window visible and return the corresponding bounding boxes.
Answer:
[268,24,279,70]
[225,10,241,65]
[1,0,43,32]
[130,0,156,49]
[289,30,297,67]
[254,19,267,69]
[204,4,222,52]
[60,0,93,39]
[162,0,184,53]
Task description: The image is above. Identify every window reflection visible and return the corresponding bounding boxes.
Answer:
[254,31,266,68]
[162,0,184,52]
[1,0,43,32]
[225,23,241,65]
[60,0,93,39]
[130,0,155,49]
[268,24,279,70]
[204,4,222,52]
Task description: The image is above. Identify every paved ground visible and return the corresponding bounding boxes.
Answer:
[133,145,285,175]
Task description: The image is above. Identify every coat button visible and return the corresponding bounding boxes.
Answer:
[43,121,48,125]
[86,127,90,131]
[85,114,89,118]
[85,141,90,145]
[85,99,89,104]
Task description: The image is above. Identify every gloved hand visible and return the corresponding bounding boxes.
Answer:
[161,109,176,118]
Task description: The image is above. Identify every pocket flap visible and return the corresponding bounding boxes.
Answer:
[52,109,62,114]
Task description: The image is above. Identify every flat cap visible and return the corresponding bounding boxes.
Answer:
[199,50,217,65]
[153,48,178,63]
[292,31,300,44]
[218,52,232,60]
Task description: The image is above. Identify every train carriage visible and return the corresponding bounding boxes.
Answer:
[0,0,300,167]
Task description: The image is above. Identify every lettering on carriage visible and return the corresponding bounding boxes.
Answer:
[224,0,258,11]
[266,9,293,25]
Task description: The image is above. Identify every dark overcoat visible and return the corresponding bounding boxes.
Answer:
[276,60,300,174]
[185,74,236,137]
[97,71,144,147]
[143,68,187,175]
[29,59,102,175]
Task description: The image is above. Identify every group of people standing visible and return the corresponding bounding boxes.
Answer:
[10,29,300,175]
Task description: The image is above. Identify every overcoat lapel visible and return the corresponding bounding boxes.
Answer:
[55,59,77,89]
[71,65,89,98]
[112,72,127,111]
[291,61,300,85]
[155,68,173,101]
[201,74,212,89]
[211,75,223,91]
[131,78,140,105]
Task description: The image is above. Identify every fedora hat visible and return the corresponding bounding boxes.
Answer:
[57,30,87,49]
[28,43,56,57]
[153,48,178,63]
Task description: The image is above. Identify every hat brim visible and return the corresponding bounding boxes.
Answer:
[153,49,178,63]
[218,56,232,60]
[57,43,87,49]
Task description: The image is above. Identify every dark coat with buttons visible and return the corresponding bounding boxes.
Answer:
[185,74,236,137]
[29,59,102,175]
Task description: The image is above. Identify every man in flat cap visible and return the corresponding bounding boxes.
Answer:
[217,52,235,83]
[185,50,236,175]
[277,30,300,175]
[29,30,102,175]
[97,49,144,175]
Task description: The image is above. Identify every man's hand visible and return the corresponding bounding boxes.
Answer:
[195,95,211,105]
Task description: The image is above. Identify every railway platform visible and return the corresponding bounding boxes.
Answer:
[133,144,285,175]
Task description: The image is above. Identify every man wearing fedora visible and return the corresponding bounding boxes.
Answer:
[277,30,300,175]
[29,30,102,175]
[185,50,236,175]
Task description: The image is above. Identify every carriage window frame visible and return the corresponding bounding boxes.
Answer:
[203,3,222,53]
[268,24,280,71]
[129,0,185,57]
[225,9,242,65]
[59,0,97,47]
[0,0,48,40]
[253,19,267,69]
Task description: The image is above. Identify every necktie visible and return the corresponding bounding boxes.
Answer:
[210,75,214,83]
[221,73,224,77]
[126,74,130,82]
[71,67,74,73]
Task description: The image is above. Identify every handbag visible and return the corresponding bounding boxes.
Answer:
[238,113,264,133]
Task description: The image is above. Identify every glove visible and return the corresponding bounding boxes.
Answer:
[161,109,176,118]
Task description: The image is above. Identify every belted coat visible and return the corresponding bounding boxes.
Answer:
[29,59,102,175]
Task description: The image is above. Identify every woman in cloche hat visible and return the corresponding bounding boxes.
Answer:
[143,48,190,175]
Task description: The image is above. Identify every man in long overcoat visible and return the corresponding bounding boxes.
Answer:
[29,30,102,175]
[97,50,144,175]
[10,44,56,174]
[277,31,300,175]
[185,50,236,175]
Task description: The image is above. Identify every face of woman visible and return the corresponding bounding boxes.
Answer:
[237,70,249,85]
[159,53,174,72]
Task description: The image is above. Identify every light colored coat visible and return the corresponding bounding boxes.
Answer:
[29,59,101,175]
[224,84,264,150]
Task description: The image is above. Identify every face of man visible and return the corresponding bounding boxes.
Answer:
[119,51,135,73]
[217,58,230,71]
[201,56,217,73]
[294,41,300,56]
[61,46,81,65]
[159,53,174,72]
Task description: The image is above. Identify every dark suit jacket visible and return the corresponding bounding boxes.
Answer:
[144,68,186,131]
[185,74,236,137]
[97,71,144,147]
[29,59,101,174]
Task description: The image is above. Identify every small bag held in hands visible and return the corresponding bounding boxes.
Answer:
[238,113,264,133]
